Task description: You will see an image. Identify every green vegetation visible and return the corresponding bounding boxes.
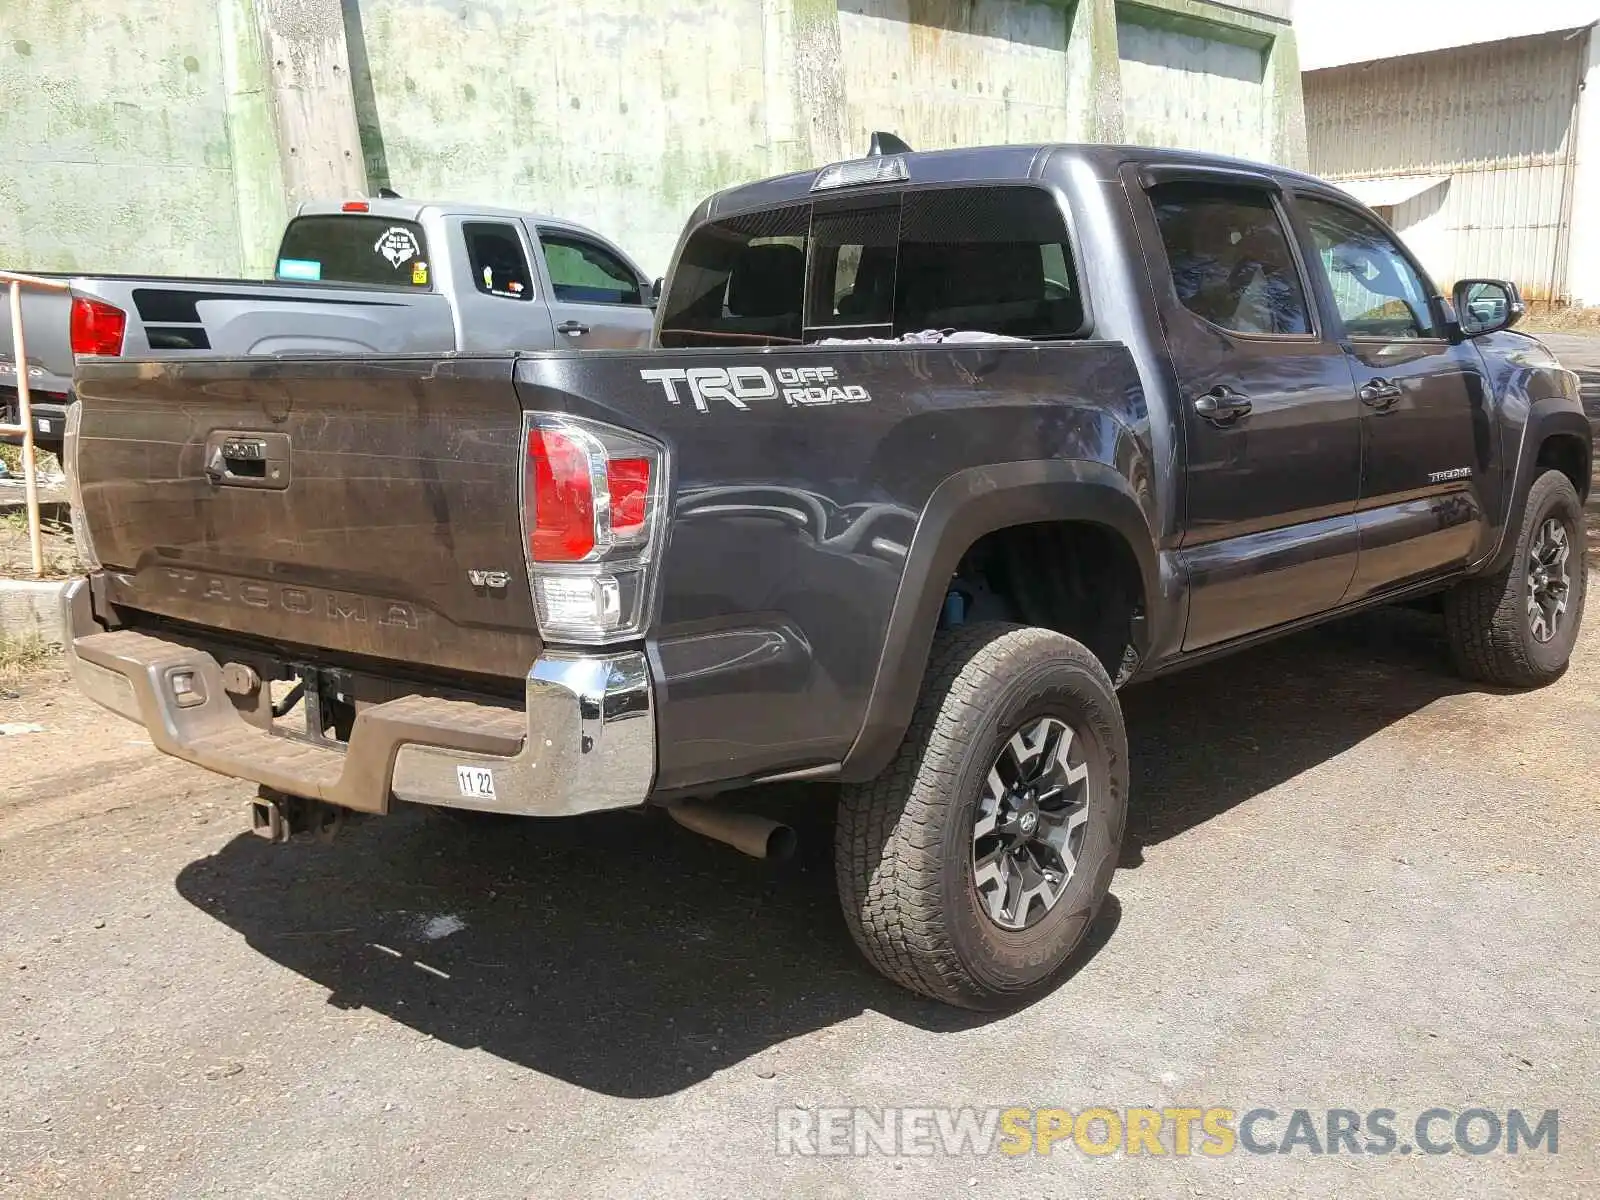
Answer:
[0,633,56,680]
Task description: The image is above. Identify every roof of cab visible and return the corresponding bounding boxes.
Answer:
[696,142,1345,223]
[291,198,615,241]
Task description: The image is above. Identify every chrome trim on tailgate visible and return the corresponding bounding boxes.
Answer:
[60,579,657,816]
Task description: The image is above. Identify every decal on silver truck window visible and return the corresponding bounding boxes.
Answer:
[639,365,872,413]
[374,226,420,269]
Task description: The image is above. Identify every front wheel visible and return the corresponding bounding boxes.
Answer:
[1444,468,1587,687]
[835,624,1128,1010]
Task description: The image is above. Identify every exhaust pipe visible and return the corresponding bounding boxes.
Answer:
[668,802,797,861]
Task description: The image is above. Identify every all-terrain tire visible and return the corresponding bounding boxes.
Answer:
[835,623,1128,1010]
[1444,468,1587,688]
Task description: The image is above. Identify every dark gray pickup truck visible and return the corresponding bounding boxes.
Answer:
[60,143,1591,1009]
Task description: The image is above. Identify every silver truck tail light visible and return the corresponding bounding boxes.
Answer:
[520,413,666,645]
[69,297,126,358]
[63,400,101,571]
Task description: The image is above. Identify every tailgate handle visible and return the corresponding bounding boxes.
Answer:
[204,431,291,490]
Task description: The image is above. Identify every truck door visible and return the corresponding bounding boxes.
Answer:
[1290,194,1492,601]
[453,219,558,351]
[1130,169,1363,651]
[533,228,657,349]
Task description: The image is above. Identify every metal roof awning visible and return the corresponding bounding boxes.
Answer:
[1333,174,1450,209]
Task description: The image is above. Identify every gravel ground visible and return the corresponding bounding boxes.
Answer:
[2,593,1597,1199]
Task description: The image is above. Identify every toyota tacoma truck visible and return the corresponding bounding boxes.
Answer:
[2,197,655,458]
[58,143,1591,1010]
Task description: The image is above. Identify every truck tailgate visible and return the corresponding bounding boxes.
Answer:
[0,284,73,399]
[72,356,540,682]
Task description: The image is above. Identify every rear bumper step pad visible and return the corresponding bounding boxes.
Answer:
[60,579,655,817]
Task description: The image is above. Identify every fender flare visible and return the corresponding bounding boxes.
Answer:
[1482,402,1592,576]
[839,459,1157,782]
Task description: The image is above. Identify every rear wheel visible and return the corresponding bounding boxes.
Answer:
[1444,469,1586,687]
[836,623,1128,1009]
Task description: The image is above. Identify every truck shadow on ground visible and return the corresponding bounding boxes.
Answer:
[173,793,1121,1099]
[174,603,1490,1098]
[1118,602,1498,866]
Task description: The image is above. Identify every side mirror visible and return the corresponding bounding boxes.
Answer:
[647,277,664,309]
[1453,278,1525,337]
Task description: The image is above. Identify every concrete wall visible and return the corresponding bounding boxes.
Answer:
[3,0,1306,280]
[836,1,1081,150]
[345,0,1301,275]
[1119,13,1270,160]
[344,0,791,280]
[0,0,255,276]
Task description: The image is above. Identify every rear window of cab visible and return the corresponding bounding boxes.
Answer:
[276,216,433,289]
[658,185,1086,347]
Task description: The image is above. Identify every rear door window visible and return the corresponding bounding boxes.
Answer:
[464,222,534,300]
[276,215,433,289]
[1148,183,1312,336]
[539,233,643,305]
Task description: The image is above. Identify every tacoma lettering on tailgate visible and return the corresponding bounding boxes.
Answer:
[161,569,420,629]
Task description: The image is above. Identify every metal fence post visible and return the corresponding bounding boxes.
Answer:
[7,278,45,576]
[1,271,71,579]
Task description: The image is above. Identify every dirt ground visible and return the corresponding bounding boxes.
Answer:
[2,593,1598,1199]
[0,493,76,581]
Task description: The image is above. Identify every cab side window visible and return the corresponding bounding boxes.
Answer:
[464,222,533,301]
[1298,197,1439,339]
[540,233,643,306]
[1149,183,1312,337]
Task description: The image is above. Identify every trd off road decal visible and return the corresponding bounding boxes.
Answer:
[639,365,871,413]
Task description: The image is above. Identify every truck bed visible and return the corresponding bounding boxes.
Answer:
[0,274,454,393]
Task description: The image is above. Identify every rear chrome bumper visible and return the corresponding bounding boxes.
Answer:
[60,579,655,816]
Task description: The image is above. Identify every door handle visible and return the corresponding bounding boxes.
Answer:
[1194,386,1253,424]
[1358,378,1403,409]
[556,320,590,337]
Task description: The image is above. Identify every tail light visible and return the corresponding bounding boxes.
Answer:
[69,298,126,358]
[521,413,667,644]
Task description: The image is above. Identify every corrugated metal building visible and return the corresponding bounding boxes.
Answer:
[1303,15,1600,305]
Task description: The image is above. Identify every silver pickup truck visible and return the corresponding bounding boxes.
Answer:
[1,198,656,456]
